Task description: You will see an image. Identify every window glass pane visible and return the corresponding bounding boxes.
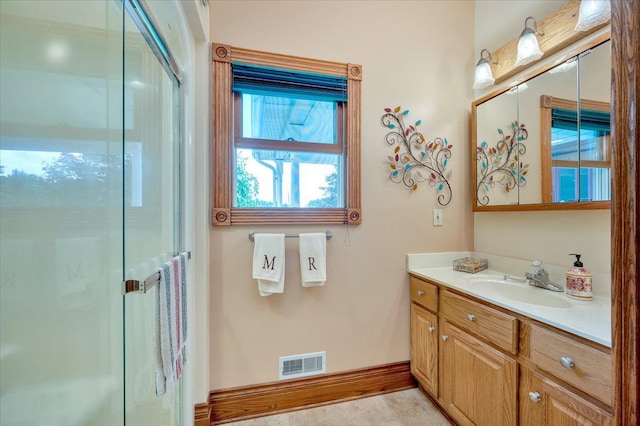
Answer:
[235,148,343,208]
[551,127,579,161]
[552,166,611,202]
[551,128,609,162]
[552,167,579,202]
[242,94,338,144]
[580,167,610,201]
[579,132,609,161]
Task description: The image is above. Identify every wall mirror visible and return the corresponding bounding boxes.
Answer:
[472,36,611,211]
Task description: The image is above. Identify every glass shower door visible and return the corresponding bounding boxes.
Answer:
[122,3,182,424]
[1,0,183,424]
[0,1,125,425]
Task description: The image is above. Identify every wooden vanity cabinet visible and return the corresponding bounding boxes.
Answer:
[526,324,612,406]
[410,304,438,395]
[441,290,518,354]
[520,366,612,426]
[410,276,438,312]
[409,276,439,396]
[408,274,613,425]
[441,321,517,426]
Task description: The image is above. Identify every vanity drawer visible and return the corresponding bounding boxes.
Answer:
[529,324,611,405]
[410,276,438,312]
[441,290,518,354]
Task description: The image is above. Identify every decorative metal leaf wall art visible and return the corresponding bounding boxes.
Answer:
[476,121,529,206]
[381,106,453,206]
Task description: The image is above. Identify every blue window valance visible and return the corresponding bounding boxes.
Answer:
[551,108,610,132]
[232,63,347,102]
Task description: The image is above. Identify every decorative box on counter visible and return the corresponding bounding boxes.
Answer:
[453,257,488,274]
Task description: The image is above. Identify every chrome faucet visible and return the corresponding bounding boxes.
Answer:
[525,261,564,292]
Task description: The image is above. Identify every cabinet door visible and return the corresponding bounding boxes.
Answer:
[441,321,517,426]
[410,303,438,396]
[520,366,612,426]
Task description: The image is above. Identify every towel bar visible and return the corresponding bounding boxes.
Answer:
[248,230,332,242]
[122,251,191,294]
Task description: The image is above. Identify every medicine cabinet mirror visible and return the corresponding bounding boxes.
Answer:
[472,37,611,211]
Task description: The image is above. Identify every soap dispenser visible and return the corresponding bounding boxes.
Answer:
[565,254,592,300]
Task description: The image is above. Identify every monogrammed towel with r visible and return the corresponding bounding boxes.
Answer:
[299,233,326,287]
[252,233,285,296]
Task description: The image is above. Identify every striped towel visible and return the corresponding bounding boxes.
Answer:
[155,252,188,401]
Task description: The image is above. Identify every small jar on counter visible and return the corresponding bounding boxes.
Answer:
[565,254,592,300]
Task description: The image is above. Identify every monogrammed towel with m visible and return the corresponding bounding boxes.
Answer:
[299,233,326,287]
[252,233,285,296]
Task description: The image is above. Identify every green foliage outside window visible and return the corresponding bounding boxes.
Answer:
[307,172,338,207]
[235,156,273,207]
[0,153,131,207]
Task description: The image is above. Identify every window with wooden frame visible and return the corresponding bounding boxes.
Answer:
[211,43,362,226]
[540,95,611,203]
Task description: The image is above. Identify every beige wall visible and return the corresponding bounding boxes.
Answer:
[475,210,610,276]
[209,0,474,389]
[186,0,212,405]
[473,2,611,274]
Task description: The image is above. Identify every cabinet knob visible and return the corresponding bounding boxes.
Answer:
[441,335,449,342]
[417,290,424,296]
[467,313,476,322]
[428,326,435,333]
[560,356,575,369]
[528,392,541,403]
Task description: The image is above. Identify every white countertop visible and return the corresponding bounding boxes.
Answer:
[408,252,612,347]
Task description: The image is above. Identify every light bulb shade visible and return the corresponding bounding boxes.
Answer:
[548,60,577,74]
[507,82,528,95]
[515,28,543,67]
[473,59,495,90]
[575,0,611,31]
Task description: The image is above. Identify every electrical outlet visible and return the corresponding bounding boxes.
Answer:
[433,209,443,226]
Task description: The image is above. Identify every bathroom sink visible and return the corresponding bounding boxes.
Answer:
[466,278,572,309]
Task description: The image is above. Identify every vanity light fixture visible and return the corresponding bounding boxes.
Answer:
[548,58,578,74]
[514,17,545,67]
[575,0,610,31]
[506,82,528,95]
[473,49,497,90]
[46,40,69,63]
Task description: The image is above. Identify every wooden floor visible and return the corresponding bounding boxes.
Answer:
[224,388,451,426]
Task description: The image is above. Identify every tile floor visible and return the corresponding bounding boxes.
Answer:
[224,388,452,426]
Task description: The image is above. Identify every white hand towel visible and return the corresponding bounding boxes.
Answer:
[252,234,285,296]
[155,253,188,402]
[299,233,326,287]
